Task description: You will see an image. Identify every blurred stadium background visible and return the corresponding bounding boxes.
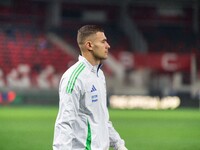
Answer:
[0,0,200,108]
[0,0,200,149]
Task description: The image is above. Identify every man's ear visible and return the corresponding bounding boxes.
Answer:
[85,41,93,51]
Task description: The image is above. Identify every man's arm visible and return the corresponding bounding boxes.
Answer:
[53,77,80,150]
[108,121,128,150]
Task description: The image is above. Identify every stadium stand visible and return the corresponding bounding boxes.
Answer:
[0,25,75,88]
[0,0,200,105]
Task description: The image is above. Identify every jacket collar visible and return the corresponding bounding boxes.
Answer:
[78,55,102,75]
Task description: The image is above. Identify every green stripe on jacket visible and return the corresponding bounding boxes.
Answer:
[85,120,91,150]
[66,63,85,93]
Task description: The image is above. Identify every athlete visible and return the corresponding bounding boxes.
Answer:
[53,25,128,150]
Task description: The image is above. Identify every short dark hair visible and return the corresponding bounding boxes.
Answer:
[77,25,104,45]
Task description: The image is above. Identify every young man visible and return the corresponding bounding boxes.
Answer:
[53,25,128,150]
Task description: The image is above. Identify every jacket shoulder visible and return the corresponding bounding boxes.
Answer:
[63,62,86,94]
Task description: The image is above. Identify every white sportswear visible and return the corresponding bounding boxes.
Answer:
[53,55,126,150]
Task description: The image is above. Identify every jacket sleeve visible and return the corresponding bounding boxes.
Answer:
[53,77,81,150]
[108,121,126,150]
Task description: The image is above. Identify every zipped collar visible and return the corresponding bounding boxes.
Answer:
[78,55,103,76]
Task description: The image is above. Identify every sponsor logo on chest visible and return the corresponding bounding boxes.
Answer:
[91,85,98,102]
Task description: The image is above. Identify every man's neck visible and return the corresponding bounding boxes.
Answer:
[82,53,100,66]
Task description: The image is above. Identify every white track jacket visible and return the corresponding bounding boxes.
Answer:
[53,55,125,150]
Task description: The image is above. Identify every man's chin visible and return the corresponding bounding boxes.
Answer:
[104,54,109,59]
[102,56,108,60]
[97,54,108,61]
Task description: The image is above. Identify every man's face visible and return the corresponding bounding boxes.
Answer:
[91,32,110,60]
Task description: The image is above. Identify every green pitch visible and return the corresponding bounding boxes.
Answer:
[0,106,200,150]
